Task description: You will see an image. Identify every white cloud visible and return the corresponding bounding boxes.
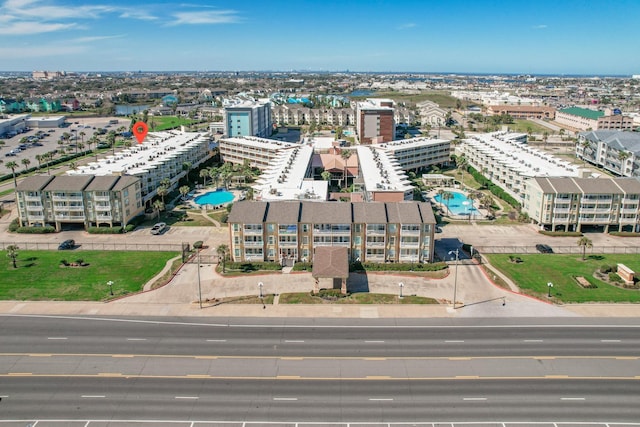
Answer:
[398,23,417,30]
[170,10,241,25]
[532,24,548,29]
[119,9,158,21]
[0,20,75,35]
[70,34,125,43]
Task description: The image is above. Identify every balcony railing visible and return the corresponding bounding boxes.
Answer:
[94,196,111,201]
[24,196,42,202]
[243,229,263,235]
[243,241,264,247]
[366,241,385,247]
[55,215,86,221]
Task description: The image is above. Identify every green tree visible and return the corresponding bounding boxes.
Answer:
[199,168,210,187]
[321,170,332,182]
[152,199,164,220]
[618,150,631,174]
[156,185,168,205]
[6,244,19,269]
[209,166,220,188]
[179,185,190,201]
[5,161,18,188]
[340,149,352,188]
[441,191,454,214]
[577,236,593,261]
[35,154,43,171]
[216,244,229,273]
[21,158,31,172]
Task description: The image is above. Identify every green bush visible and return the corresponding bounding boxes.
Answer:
[539,230,583,237]
[124,224,136,232]
[87,226,123,234]
[609,272,623,283]
[292,262,312,271]
[468,166,521,209]
[8,218,19,232]
[609,231,640,237]
[193,241,204,249]
[600,264,613,274]
[350,261,448,272]
[16,226,56,234]
[226,261,282,272]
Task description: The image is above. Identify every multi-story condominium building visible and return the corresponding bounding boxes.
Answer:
[356,98,395,144]
[15,175,143,230]
[555,107,602,131]
[224,99,272,138]
[487,105,555,120]
[218,136,299,170]
[416,100,447,127]
[227,201,436,264]
[356,146,413,202]
[596,113,634,131]
[272,105,355,127]
[523,177,640,233]
[460,132,581,202]
[375,137,450,172]
[67,131,211,205]
[576,130,640,178]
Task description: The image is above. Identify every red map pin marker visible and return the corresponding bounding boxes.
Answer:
[133,121,148,144]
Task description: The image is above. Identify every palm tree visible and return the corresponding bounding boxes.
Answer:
[179,185,190,202]
[199,168,210,187]
[5,161,18,188]
[156,185,168,205]
[441,191,454,215]
[437,189,446,209]
[340,149,352,188]
[618,150,631,175]
[466,192,479,222]
[577,236,593,261]
[216,244,229,273]
[152,199,164,220]
[21,158,31,173]
[68,161,78,171]
[321,170,331,182]
[160,177,171,189]
[35,154,43,171]
[457,156,468,186]
[77,142,85,153]
[6,244,19,269]
[209,167,220,188]
[542,131,549,149]
[43,152,53,175]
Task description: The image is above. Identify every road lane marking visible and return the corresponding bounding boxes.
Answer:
[81,395,105,398]
[126,338,147,341]
[175,396,199,400]
[463,397,487,401]
[284,340,304,343]
[445,340,465,343]
[28,354,51,357]
[561,397,586,401]
[112,354,134,358]
[365,340,385,343]
[206,339,227,342]
[47,337,67,340]
[601,339,621,343]
[8,373,32,376]
[274,397,298,401]
[369,398,393,401]
[524,339,544,342]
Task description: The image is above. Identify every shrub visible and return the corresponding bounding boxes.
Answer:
[609,272,623,283]
[124,224,136,233]
[508,255,523,263]
[539,230,583,237]
[292,262,312,271]
[225,261,282,272]
[16,226,56,234]
[350,261,448,272]
[60,259,69,266]
[87,226,123,234]
[193,241,204,249]
[8,219,19,232]
[600,264,613,274]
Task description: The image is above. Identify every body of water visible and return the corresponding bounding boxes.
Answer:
[115,104,152,116]
[433,191,477,216]
[194,190,234,206]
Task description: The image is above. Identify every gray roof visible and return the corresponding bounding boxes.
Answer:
[227,201,268,224]
[43,175,94,192]
[417,202,436,224]
[112,175,140,191]
[531,177,556,193]
[534,177,640,195]
[300,201,352,223]
[352,202,387,223]
[582,130,640,154]
[265,201,301,223]
[85,175,120,191]
[612,178,640,194]
[15,175,54,192]
[546,177,582,194]
[386,202,422,224]
[573,178,623,194]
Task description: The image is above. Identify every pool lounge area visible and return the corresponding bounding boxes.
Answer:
[190,188,246,210]
[431,189,486,220]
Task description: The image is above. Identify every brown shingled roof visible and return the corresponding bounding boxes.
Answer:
[312,246,349,279]
[15,175,54,192]
[43,175,94,192]
[352,202,387,223]
[227,201,268,224]
[265,201,301,223]
[386,202,422,223]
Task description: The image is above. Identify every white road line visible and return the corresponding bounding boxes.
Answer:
[369,398,394,401]
[126,338,147,341]
[523,339,544,342]
[206,339,227,342]
[601,339,621,343]
[47,337,67,340]
[273,397,298,401]
[365,340,385,343]
[463,397,487,401]
[445,340,465,343]
[0,395,8,398]
[284,340,304,343]
[561,397,586,401]
[81,395,105,398]
[175,396,199,400]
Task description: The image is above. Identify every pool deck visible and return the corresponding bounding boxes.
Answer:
[188,187,245,210]
[426,187,489,221]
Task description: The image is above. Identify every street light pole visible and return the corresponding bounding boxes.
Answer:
[258,282,264,299]
[197,250,202,309]
[398,282,404,299]
[449,249,459,309]
[107,280,114,296]
[547,282,554,297]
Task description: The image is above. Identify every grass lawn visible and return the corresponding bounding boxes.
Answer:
[148,116,198,131]
[504,120,553,135]
[1,251,177,301]
[485,254,640,303]
[278,291,438,304]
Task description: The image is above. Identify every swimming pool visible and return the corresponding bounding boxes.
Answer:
[194,190,234,206]
[433,191,478,216]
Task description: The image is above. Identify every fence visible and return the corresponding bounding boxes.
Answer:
[475,245,640,255]
[0,241,184,252]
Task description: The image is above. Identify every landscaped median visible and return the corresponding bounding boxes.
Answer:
[485,253,640,303]
[2,250,179,300]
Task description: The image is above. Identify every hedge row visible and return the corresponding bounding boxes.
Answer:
[539,230,583,237]
[292,262,312,271]
[350,261,448,272]
[0,151,92,184]
[225,261,282,272]
[87,226,123,234]
[16,225,56,234]
[467,166,521,209]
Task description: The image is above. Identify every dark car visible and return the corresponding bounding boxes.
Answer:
[535,243,553,254]
[58,239,75,250]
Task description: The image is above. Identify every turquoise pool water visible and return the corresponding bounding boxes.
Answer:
[433,191,477,215]
[194,190,234,206]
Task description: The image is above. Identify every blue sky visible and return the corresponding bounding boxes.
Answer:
[1,0,639,75]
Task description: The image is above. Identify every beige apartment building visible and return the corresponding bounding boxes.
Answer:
[523,177,640,233]
[15,175,143,230]
[227,201,436,265]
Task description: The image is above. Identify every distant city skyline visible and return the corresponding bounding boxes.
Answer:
[1,0,639,75]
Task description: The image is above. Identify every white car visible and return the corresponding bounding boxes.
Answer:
[150,222,167,235]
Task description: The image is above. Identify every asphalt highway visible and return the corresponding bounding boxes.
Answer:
[1,315,640,423]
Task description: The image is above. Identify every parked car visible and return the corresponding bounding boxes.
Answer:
[535,243,553,253]
[150,222,167,235]
[58,239,76,250]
